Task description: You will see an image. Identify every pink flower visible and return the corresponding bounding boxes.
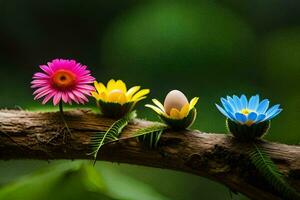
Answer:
[31,59,95,105]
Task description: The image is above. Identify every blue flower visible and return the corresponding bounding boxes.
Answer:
[216,94,282,126]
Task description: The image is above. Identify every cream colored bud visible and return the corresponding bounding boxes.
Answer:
[164,90,188,115]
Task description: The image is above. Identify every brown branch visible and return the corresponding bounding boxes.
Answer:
[0,109,300,200]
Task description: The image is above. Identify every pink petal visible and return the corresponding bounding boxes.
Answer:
[62,92,69,103]
[31,80,49,85]
[40,65,53,75]
[42,92,56,104]
[67,92,79,104]
[33,72,49,79]
[53,92,62,105]
[34,88,53,100]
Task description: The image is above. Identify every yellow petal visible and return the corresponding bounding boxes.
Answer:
[180,103,190,118]
[133,96,147,103]
[99,91,107,101]
[115,80,127,93]
[126,86,141,100]
[94,81,107,94]
[107,90,127,104]
[169,108,182,119]
[189,97,199,109]
[145,104,163,115]
[131,89,150,101]
[91,91,101,100]
[152,99,165,112]
[107,79,116,92]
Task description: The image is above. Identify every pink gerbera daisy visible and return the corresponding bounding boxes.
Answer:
[31,59,95,106]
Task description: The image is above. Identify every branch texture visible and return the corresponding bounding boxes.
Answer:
[0,109,300,200]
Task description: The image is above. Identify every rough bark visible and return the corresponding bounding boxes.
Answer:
[0,109,299,200]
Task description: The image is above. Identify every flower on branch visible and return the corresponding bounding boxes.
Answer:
[146,90,199,130]
[92,79,150,118]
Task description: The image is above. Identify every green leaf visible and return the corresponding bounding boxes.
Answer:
[0,161,118,200]
[133,123,168,149]
[89,111,137,164]
[249,144,300,200]
[99,165,170,200]
[0,161,169,200]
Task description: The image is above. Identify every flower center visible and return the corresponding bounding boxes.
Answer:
[51,70,76,90]
[107,89,127,104]
[241,109,251,115]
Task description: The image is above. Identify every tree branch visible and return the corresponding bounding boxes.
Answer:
[0,109,299,200]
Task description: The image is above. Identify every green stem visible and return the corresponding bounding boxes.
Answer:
[59,101,72,136]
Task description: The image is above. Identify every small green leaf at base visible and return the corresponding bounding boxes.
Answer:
[250,143,300,200]
[88,111,137,165]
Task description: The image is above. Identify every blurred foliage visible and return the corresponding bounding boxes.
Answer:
[0,161,168,200]
[0,0,299,199]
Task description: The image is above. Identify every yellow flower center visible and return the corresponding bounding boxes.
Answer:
[107,89,127,104]
[241,109,251,115]
[51,69,76,90]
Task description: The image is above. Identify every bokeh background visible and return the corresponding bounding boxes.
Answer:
[0,0,299,199]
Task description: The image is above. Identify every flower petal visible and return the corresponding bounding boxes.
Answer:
[107,79,116,92]
[189,97,199,109]
[240,94,248,108]
[115,80,127,93]
[126,86,141,99]
[247,112,257,121]
[216,104,233,120]
[265,107,282,121]
[62,92,69,103]
[169,108,182,119]
[235,113,247,123]
[265,104,280,116]
[53,92,62,105]
[131,89,150,101]
[91,91,100,100]
[152,99,165,112]
[233,95,242,110]
[221,98,234,113]
[42,92,55,104]
[40,65,53,75]
[248,95,259,110]
[94,81,107,94]
[226,96,238,112]
[255,114,266,123]
[145,104,163,115]
[133,96,147,103]
[180,103,190,118]
[256,99,269,114]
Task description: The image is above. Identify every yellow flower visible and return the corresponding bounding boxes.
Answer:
[92,79,150,118]
[146,90,199,129]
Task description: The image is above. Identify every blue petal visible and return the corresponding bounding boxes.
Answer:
[256,99,269,114]
[247,112,257,121]
[221,98,234,113]
[233,95,242,110]
[227,96,238,111]
[235,113,247,123]
[227,111,236,121]
[240,94,248,108]
[265,104,280,116]
[216,104,233,120]
[265,108,282,121]
[255,114,266,123]
[248,94,259,110]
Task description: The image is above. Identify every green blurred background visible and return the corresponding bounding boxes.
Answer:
[0,0,299,199]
